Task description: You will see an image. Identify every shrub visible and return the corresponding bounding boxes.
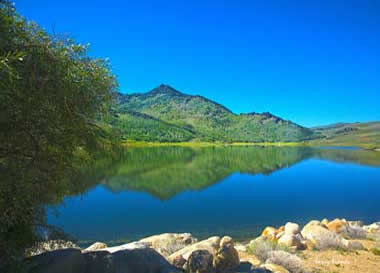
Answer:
[247,238,291,262]
[266,250,305,273]
[314,232,346,251]
[371,248,380,256]
[345,226,367,239]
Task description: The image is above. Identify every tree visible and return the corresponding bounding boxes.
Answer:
[0,0,118,269]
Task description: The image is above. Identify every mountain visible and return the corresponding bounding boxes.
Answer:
[311,121,380,149]
[111,84,317,142]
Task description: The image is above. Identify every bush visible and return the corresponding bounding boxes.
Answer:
[314,232,346,251]
[266,250,305,273]
[345,226,367,239]
[371,248,380,256]
[247,238,292,262]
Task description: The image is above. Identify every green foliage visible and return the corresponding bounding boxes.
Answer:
[371,248,380,256]
[0,1,118,270]
[112,84,317,142]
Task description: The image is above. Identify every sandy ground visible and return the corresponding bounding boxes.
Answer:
[238,240,380,273]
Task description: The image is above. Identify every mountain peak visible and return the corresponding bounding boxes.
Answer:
[148,84,184,96]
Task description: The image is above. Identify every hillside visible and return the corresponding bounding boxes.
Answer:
[311,122,380,149]
[112,84,316,142]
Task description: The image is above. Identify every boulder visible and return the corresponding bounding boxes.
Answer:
[168,236,221,263]
[301,223,345,250]
[363,222,380,233]
[321,218,329,227]
[239,256,261,267]
[172,255,186,268]
[261,263,290,273]
[327,219,348,234]
[213,242,239,273]
[342,239,365,250]
[261,227,278,241]
[238,263,272,273]
[112,247,181,273]
[348,221,364,227]
[84,242,108,252]
[25,248,85,273]
[83,251,114,273]
[235,243,248,252]
[220,236,233,248]
[277,234,303,250]
[139,233,197,257]
[284,223,300,235]
[186,250,214,273]
[103,241,149,253]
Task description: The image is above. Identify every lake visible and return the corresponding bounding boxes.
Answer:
[47,146,380,246]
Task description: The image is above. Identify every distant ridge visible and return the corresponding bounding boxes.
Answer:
[111,84,317,142]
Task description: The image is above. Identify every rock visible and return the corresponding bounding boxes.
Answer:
[240,256,261,267]
[327,219,348,234]
[262,227,278,241]
[186,250,214,273]
[301,223,329,240]
[275,231,285,240]
[277,234,303,250]
[261,263,290,273]
[321,218,329,226]
[213,243,239,273]
[25,248,85,273]
[302,240,316,250]
[238,262,272,273]
[172,255,186,268]
[301,223,347,250]
[284,223,300,235]
[220,236,233,248]
[139,233,197,257]
[363,222,380,233]
[235,243,248,252]
[26,240,80,257]
[82,251,114,273]
[348,221,364,227]
[103,241,149,253]
[112,247,181,273]
[84,242,108,252]
[342,239,365,250]
[168,236,220,263]
[306,220,321,227]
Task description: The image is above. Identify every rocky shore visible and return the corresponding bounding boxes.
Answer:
[25,219,380,273]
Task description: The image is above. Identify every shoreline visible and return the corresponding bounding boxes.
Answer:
[121,140,379,150]
[27,218,380,273]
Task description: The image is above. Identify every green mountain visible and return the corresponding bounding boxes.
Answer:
[111,84,316,142]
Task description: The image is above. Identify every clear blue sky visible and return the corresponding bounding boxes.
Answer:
[16,0,379,127]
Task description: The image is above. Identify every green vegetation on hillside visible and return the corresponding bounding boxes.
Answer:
[112,84,317,142]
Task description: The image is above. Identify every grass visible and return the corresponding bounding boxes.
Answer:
[122,140,310,148]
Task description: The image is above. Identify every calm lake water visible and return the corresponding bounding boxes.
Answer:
[47,146,380,246]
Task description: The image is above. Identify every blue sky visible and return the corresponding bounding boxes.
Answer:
[16,0,379,127]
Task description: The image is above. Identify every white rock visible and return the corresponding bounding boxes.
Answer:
[284,222,300,235]
[103,241,149,253]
